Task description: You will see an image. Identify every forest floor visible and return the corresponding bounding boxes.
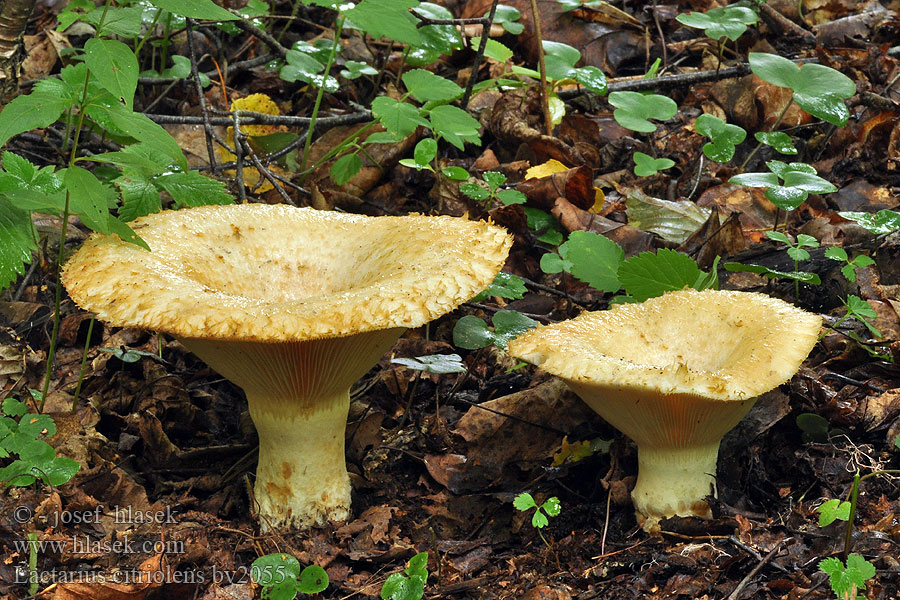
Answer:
[1,0,900,599]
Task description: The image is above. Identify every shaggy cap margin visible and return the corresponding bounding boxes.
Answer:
[62,204,513,342]
[507,289,822,401]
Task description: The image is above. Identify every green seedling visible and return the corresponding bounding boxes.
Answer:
[540,231,624,293]
[835,295,881,339]
[0,397,80,487]
[453,310,539,351]
[754,131,798,155]
[460,171,527,206]
[768,230,819,297]
[796,413,846,444]
[838,209,900,235]
[489,5,525,35]
[540,234,718,300]
[340,60,379,80]
[824,248,875,283]
[676,5,759,42]
[729,160,837,212]
[818,498,852,526]
[471,271,527,302]
[250,553,329,600]
[390,354,466,374]
[510,41,608,97]
[616,250,719,303]
[632,152,674,177]
[749,52,856,127]
[513,492,560,550]
[695,114,747,162]
[398,138,439,172]
[280,42,339,92]
[820,554,875,600]
[382,552,429,600]
[608,91,678,133]
[524,208,565,246]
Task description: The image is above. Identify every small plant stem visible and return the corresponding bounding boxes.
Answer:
[301,16,344,172]
[277,0,303,42]
[461,0,499,107]
[527,0,552,136]
[841,471,860,560]
[299,121,377,180]
[842,469,900,559]
[739,99,794,170]
[159,12,173,75]
[134,8,163,57]
[71,317,95,412]
[41,36,100,411]
[27,532,38,596]
[715,39,723,77]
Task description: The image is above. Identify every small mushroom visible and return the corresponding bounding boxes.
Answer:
[507,289,821,532]
[62,204,512,530]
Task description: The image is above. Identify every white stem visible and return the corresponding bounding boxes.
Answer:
[250,390,351,530]
[631,442,720,533]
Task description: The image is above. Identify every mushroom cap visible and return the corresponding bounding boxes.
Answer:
[62,204,512,342]
[508,289,822,402]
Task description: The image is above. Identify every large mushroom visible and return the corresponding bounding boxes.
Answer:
[507,289,821,532]
[62,204,512,530]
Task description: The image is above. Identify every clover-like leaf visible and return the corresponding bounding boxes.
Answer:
[838,209,900,234]
[749,53,856,126]
[695,113,746,162]
[608,91,677,133]
[676,6,758,42]
[754,131,798,155]
[632,151,675,176]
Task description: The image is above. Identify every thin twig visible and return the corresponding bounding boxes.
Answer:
[725,538,790,600]
[185,18,220,176]
[233,110,247,201]
[240,136,295,204]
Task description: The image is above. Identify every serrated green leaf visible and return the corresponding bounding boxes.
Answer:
[372,97,429,139]
[0,199,37,292]
[146,0,238,20]
[513,492,537,511]
[618,249,703,302]
[345,0,421,46]
[65,166,113,234]
[402,69,463,103]
[542,496,561,517]
[471,271,526,302]
[2,398,27,417]
[561,230,624,292]
[429,104,481,150]
[156,171,233,207]
[116,176,161,221]
[531,510,549,528]
[90,104,187,170]
[331,153,363,185]
[84,38,138,109]
[0,93,71,149]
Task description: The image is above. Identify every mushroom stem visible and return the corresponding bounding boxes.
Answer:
[181,327,404,530]
[250,388,352,529]
[631,442,720,532]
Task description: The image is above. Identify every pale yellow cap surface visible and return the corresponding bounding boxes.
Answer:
[507,289,822,402]
[62,204,513,342]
